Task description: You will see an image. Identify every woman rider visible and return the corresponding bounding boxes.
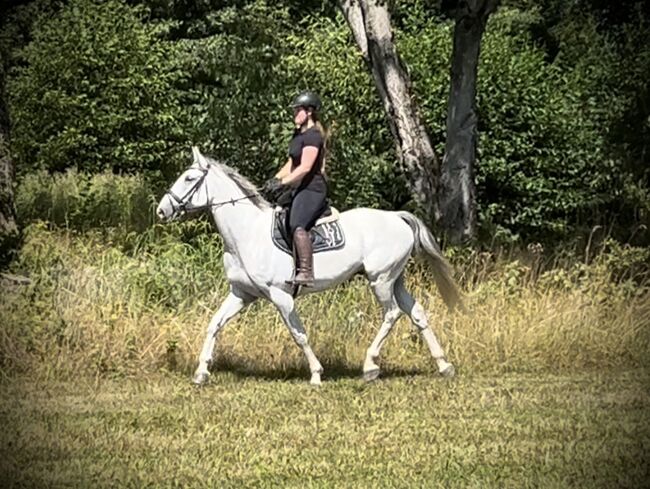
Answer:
[262,91,328,287]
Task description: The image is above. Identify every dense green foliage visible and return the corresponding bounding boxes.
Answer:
[7,0,191,177]
[397,3,650,243]
[183,4,402,209]
[3,0,649,244]
[16,169,157,231]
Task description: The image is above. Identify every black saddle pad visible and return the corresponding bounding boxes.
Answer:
[272,209,345,255]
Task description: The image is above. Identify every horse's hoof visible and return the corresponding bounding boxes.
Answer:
[192,372,210,386]
[363,368,380,383]
[440,364,455,378]
[310,373,322,387]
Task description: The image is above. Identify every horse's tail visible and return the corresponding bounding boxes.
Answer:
[397,211,464,312]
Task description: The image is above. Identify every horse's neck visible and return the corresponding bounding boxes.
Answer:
[206,170,269,252]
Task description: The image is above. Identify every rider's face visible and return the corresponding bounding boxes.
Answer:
[293,106,308,127]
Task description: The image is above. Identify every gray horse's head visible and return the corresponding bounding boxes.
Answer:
[156,147,211,221]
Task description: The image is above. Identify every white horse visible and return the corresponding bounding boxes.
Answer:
[156,147,462,386]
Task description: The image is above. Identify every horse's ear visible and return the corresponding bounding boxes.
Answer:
[191,146,208,168]
[191,146,202,162]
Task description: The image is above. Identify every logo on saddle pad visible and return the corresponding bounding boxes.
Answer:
[272,208,345,255]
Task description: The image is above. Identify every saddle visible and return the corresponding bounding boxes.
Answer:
[271,206,345,255]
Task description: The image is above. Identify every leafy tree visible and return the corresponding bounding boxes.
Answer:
[0,63,18,267]
[398,5,650,244]
[2,0,648,247]
[282,13,403,209]
[0,0,57,266]
[437,0,499,244]
[8,0,191,177]
[184,2,408,210]
[185,2,293,179]
[339,0,439,224]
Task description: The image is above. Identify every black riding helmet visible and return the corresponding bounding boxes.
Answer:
[290,91,321,111]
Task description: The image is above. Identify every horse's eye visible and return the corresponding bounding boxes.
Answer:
[185,175,196,182]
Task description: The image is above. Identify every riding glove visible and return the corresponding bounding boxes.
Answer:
[261,177,285,201]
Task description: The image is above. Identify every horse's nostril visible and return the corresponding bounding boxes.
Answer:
[156,208,165,220]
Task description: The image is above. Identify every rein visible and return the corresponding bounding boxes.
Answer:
[198,193,261,211]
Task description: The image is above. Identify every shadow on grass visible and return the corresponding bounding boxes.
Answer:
[208,354,425,382]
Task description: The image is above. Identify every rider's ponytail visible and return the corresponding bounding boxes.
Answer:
[311,112,329,178]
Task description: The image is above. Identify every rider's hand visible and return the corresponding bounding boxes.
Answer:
[261,177,284,201]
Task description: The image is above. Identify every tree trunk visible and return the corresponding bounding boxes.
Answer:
[0,59,19,268]
[339,0,439,223]
[438,0,498,243]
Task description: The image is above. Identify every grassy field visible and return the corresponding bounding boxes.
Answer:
[1,370,649,488]
[1,224,649,487]
[2,224,649,379]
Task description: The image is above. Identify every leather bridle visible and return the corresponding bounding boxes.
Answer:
[164,165,259,217]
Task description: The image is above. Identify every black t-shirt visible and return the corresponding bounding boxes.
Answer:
[288,127,327,193]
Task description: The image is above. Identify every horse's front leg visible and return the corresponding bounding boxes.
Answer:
[269,287,323,385]
[193,289,255,385]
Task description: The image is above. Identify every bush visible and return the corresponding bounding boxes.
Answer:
[7,0,191,177]
[16,169,157,232]
[396,6,650,244]
[4,1,649,246]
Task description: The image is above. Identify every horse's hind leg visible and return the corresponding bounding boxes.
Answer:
[394,275,454,376]
[269,287,323,386]
[394,276,455,377]
[363,278,403,382]
[193,289,255,385]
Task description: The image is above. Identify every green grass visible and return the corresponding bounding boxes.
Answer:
[1,370,648,488]
[1,224,649,487]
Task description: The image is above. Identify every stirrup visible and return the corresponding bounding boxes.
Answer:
[286,270,314,287]
[292,277,314,287]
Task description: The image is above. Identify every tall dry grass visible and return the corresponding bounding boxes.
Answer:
[15,169,158,232]
[1,222,649,380]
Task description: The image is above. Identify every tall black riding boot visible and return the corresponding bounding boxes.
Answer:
[292,227,314,286]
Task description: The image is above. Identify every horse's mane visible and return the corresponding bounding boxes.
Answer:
[205,156,271,210]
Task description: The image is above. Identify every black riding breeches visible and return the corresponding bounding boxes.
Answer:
[288,188,327,234]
